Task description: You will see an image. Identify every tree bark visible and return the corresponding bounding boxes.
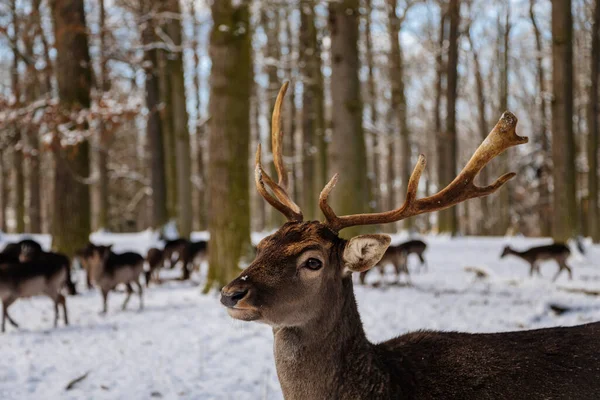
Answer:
[364,0,380,216]
[162,0,192,239]
[0,151,6,232]
[191,0,207,231]
[493,5,511,235]
[300,0,326,221]
[262,5,283,228]
[552,0,577,242]
[10,0,24,233]
[529,0,552,237]
[95,0,110,231]
[439,0,459,235]
[467,28,489,235]
[386,0,413,231]
[49,0,92,257]
[435,7,447,233]
[588,0,600,242]
[142,6,168,229]
[284,6,297,202]
[204,0,252,292]
[328,0,368,238]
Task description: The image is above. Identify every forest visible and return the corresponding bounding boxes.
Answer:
[0,0,599,290]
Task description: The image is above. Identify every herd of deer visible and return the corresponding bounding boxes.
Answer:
[219,83,599,398]
[0,81,596,397]
[0,236,209,332]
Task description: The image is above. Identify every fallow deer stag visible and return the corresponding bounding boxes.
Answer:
[500,243,572,281]
[220,83,599,399]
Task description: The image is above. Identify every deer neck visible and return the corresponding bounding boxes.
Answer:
[273,277,376,399]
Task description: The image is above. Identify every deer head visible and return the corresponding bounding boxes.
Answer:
[220,82,528,328]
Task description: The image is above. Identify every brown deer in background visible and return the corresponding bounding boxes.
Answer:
[220,83,600,399]
[359,239,428,285]
[0,259,70,332]
[85,245,144,314]
[500,243,572,281]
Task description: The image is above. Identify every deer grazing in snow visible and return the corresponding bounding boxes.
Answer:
[220,83,600,399]
[500,243,572,281]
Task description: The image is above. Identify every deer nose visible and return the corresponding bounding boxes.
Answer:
[220,288,249,308]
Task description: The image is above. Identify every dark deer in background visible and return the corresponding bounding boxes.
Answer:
[500,243,572,281]
[359,239,428,285]
[0,259,70,332]
[220,83,600,399]
[145,247,164,287]
[86,245,144,314]
[359,245,408,285]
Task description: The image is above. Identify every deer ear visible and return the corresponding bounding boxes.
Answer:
[342,234,391,273]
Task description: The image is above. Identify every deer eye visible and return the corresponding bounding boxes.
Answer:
[304,258,322,271]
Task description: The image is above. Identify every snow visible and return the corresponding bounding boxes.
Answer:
[1,233,600,400]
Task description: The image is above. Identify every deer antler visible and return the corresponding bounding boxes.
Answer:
[320,112,528,233]
[255,82,303,222]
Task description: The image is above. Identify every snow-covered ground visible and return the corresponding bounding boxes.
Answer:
[1,233,600,400]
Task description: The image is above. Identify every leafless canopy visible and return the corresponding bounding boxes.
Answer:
[256,83,529,233]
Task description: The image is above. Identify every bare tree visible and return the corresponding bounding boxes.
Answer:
[529,0,552,237]
[49,0,93,256]
[163,0,192,238]
[204,0,252,292]
[439,0,459,234]
[435,4,447,232]
[328,0,368,238]
[300,0,326,220]
[588,0,600,242]
[467,22,489,233]
[386,0,414,231]
[141,3,168,229]
[364,0,380,215]
[552,0,577,242]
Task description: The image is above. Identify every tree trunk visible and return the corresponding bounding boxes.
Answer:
[0,151,6,232]
[364,0,380,216]
[142,7,168,229]
[49,0,92,257]
[551,0,577,242]
[24,0,42,233]
[328,0,368,238]
[262,5,283,228]
[162,0,192,239]
[467,29,489,235]
[300,0,326,221]
[435,8,447,233]
[95,0,110,231]
[204,0,252,293]
[284,6,297,201]
[158,47,177,222]
[10,0,24,233]
[529,0,552,237]
[588,0,600,242]
[493,5,511,236]
[191,0,207,231]
[440,0,459,235]
[386,0,413,231]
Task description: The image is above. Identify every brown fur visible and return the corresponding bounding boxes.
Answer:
[87,245,144,314]
[145,247,164,287]
[0,261,69,332]
[221,221,600,399]
[360,240,427,285]
[500,243,572,281]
